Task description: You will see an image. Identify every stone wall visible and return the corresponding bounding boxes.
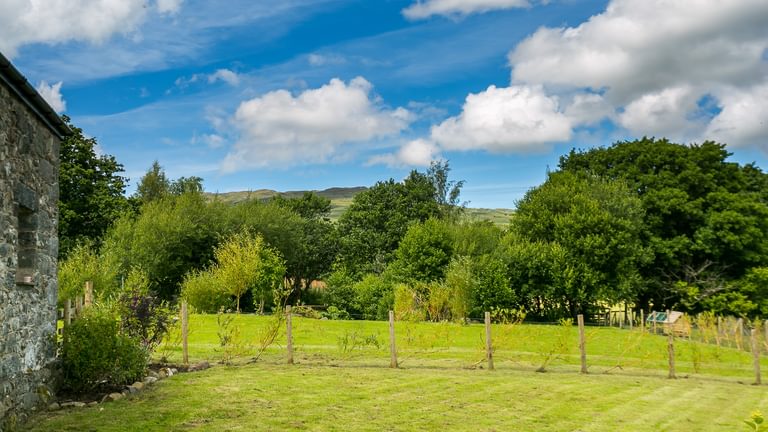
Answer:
[0,76,60,429]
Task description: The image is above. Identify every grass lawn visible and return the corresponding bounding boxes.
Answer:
[29,315,768,431]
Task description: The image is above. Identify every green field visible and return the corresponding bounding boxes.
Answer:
[204,187,513,226]
[28,315,768,431]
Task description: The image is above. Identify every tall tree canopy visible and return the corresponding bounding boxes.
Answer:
[511,171,648,317]
[58,116,129,257]
[337,171,441,276]
[559,138,768,311]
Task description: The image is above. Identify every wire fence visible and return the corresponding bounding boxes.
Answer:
[161,305,766,385]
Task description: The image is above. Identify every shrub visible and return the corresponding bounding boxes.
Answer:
[117,281,173,353]
[393,283,426,322]
[354,274,394,320]
[323,267,359,315]
[182,269,231,313]
[321,305,351,320]
[60,308,147,393]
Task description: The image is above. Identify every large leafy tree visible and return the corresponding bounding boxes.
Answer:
[511,172,648,317]
[337,171,441,276]
[58,116,129,257]
[559,138,768,311]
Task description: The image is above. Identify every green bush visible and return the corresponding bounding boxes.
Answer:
[181,269,231,313]
[61,308,147,393]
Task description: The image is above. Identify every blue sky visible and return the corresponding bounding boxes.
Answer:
[4,0,767,208]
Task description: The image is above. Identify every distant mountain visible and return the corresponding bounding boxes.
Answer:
[205,186,512,226]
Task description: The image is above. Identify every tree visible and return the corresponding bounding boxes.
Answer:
[271,192,332,220]
[512,172,648,317]
[337,171,441,276]
[135,160,170,204]
[169,176,204,195]
[389,218,454,283]
[58,116,129,257]
[214,230,286,313]
[559,138,768,311]
[426,160,465,219]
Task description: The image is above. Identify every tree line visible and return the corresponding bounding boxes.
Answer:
[58,115,768,320]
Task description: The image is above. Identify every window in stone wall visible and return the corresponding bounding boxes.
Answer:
[16,206,37,285]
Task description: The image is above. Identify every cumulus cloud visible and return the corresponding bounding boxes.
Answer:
[510,0,768,102]
[35,81,66,113]
[208,69,240,86]
[504,0,768,148]
[0,0,184,57]
[221,77,412,171]
[704,83,768,149]
[618,86,700,139]
[368,139,441,167]
[430,85,571,152]
[402,0,531,20]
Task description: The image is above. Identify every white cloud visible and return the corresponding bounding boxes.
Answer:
[703,82,768,149]
[0,0,187,57]
[156,0,183,14]
[403,0,530,20]
[221,77,412,171]
[368,139,441,167]
[510,0,768,103]
[618,86,700,139]
[35,81,66,113]
[208,69,240,86]
[504,0,768,148]
[563,92,614,126]
[430,85,571,153]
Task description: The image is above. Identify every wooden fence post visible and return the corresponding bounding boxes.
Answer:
[485,312,494,371]
[668,330,676,379]
[640,310,644,333]
[181,300,189,365]
[716,316,722,347]
[764,320,768,351]
[578,314,587,374]
[389,311,397,368]
[286,305,294,365]
[84,281,93,307]
[63,299,71,327]
[652,310,657,334]
[737,318,744,350]
[752,329,762,385]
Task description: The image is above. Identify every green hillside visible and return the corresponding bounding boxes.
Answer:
[205,187,512,226]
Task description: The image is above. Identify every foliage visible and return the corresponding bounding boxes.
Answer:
[181,269,231,313]
[471,255,515,318]
[135,160,170,205]
[393,283,426,322]
[353,273,395,320]
[213,230,286,312]
[58,116,130,257]
[389,218,454,283]
[512,171,648,317]
[321,306,351,320]
[117,278,173,352]
[215,311,246,365]
[443,256,476,321]
[426,160,465,219]
[337,171,441,276]
[323,266,359,316]
[745,410,768,432]
[57,240,119,302]
[559,138,768,311]
[60,307,147,393]
[102,193,227,299]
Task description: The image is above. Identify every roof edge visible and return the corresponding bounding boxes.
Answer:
[0,52,71,139]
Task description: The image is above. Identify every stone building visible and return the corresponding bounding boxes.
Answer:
[0,52,68,429]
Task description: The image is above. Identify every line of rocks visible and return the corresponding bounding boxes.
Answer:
[48,362,210,411]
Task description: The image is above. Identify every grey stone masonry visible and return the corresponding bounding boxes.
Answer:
[0,55,64,430]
